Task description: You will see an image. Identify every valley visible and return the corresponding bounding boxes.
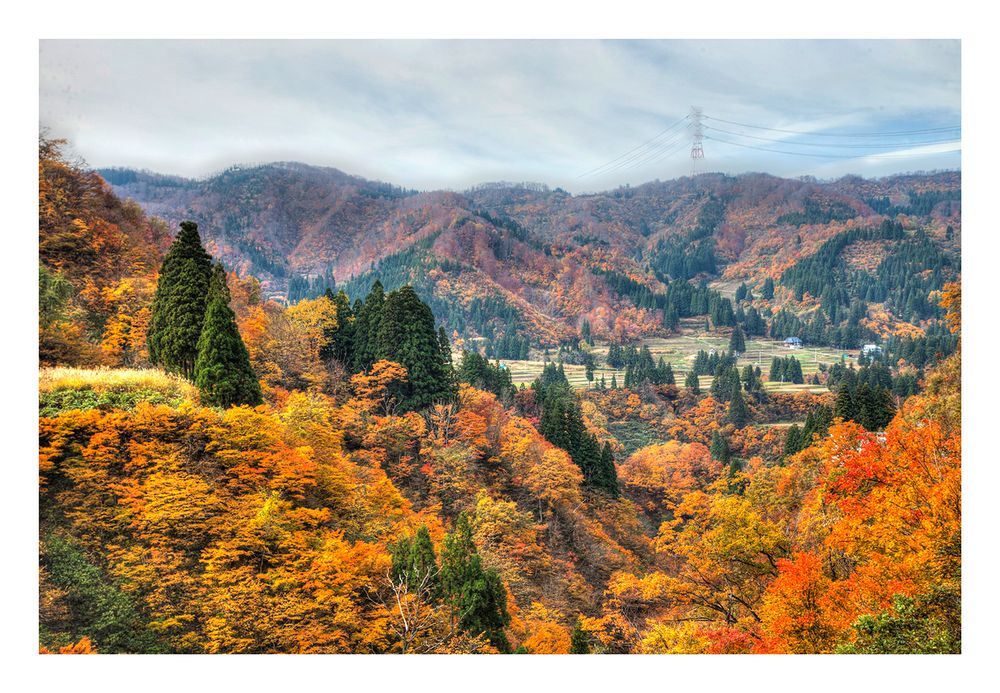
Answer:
[38,135,961,655]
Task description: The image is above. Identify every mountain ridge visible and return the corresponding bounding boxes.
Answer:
[97,163,961,348]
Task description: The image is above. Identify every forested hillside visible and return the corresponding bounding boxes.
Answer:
[102,164,960,354]
[40,137,961,654]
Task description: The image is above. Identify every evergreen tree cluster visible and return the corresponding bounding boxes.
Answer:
[457,351,516,403]
[734,282,753,303]
[834,379,896,432]
[341,232,531,351]
[389,519,511,653]
[783,404,834,458]
[865,190,960,217]
[826,359,915,404]
[350,282,457,411]
[650,195,726,281]
[760,277,775,300]
[485,333,531,360]
[826,361,891,392]
[776,198,858,226]
[322,289,356,363]
[769,355,805,384]
[708,360,761,420]
[287,265,336,303]
[692,349,735,377]
[534,365,619,496]
[622,347,675,389]
[710,364,741,402]
[885,324,959,370]
[781,221,957,327]
[741,364,765,396]
[594,269,735,332]
[768,304,876,350]
[148,222,261,407]
[738,305,767,336]
[684,369,701,394]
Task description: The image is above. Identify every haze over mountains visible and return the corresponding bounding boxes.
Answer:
[99,163,961,347]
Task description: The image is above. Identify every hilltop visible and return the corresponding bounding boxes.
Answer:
[100,164,960,349]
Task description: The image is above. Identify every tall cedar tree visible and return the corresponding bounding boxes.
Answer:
[440,514,511,652]
[194,263,262,407]
[784,424,804,457]
[352,280,385,372]
[728,379,749,427]
[597,441,620,497]
[390,525,439,598]
[729,324,746,354]
[148,221,212,379]
[710,430,731,463]
[438,326,457,393]
[685,369,701,393]
[377,286,457,411]
[324,289,355,365]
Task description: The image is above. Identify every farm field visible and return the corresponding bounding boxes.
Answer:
[494,325,855,393]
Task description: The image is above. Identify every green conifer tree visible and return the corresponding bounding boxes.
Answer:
[728,379,749,427]
[148,221,213,379]
[440,514,511,652]
[662,362,675,385]
[570,618,591,654]
[352,280,385,372]
[729,324,746,354]
[193,263,262,407]
[710,430,731,464]
[783,424,803,458]
[596,441,620,497]
[390,525,439,598]
[685,369,701,394]
[326,289,355,365]
[377,286,456,410]
[761,277,775,300]
[835,384,859,423]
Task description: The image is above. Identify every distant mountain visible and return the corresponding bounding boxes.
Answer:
[98,164,961,348]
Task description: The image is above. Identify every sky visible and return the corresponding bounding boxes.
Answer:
[39,40,961,193]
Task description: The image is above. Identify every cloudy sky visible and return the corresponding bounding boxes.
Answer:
[39,40,960,192]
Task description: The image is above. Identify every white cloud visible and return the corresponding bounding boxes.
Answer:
[39,39,960,191]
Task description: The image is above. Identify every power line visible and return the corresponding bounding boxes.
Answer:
[622,137,692,171]
[575,111,962,180]
[577,114,689,178]
[598,130,690,174]
[704,134,961,160]
[704,124,960,149]
[703,115,960,138]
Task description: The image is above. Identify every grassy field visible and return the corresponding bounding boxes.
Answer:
[39,367,198,416]
[39,367,196,396]
[497,323,854,393]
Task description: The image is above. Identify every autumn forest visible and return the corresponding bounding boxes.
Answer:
[38,134,961,655]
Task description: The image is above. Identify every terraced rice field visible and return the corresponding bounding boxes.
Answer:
[496,326,857,393]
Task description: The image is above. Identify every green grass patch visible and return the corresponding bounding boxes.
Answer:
[39,367,197,416]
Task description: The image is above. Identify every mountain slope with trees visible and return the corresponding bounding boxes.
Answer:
[39,137,961,654]
[101,164,960,351]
